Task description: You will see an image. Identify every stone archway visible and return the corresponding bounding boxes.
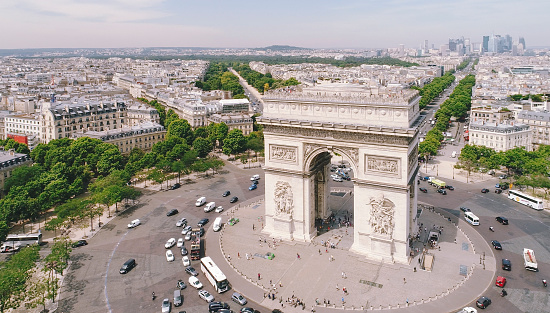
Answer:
[259,84,421,264]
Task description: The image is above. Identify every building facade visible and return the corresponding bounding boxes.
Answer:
[0,148,32,195]
[208,113,253,136]
[517,110,550,147]
[469,122,532,152]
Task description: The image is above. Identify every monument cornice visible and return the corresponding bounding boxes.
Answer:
[353,178,409,192]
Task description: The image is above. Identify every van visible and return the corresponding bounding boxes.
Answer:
[204,202,216,213]
[213,217,222,232]
[119,258,136,274]
[451,151,457,158]
[174,289,183,307]
[196,197,206,207]
[250,174,260,181]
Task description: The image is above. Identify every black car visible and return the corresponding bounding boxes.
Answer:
[169,183,181,190]
[491,240,502,250]
[185,266,198,276]
[437,189,447,195]
[476,296,491,309]
[167,209,179,216]
[419,187,428,193]
[180,246,188,256]
[445,185,454,190]
[199,227,205,237]
[481,188,490,193]
[198,218,209,227]
[177,279,187,290]
[222,190,231,197]
[460,207,471,213]
[230,196,239,203]
[496,216,509,225]
[209,302,230,313]
[72,240,88,248]
[240,308,260,313]
[495,189,503,194]
[500,184,509,190]
[502,258,511,271]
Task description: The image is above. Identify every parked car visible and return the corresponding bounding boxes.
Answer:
[499,174,507,179]
[119,258,136,274]
[495,189,503,194]
[222,190,231,197]
[476,296,491,309]
[419,187,427,193]
[209,302,230,313]
[215,206,224,213]
[231,292,248,305]
[177,238,184,248]
[230,197,239,203]
[445,185,454,190]
[458,307,478,313]
[240,308,260,313]
[491,240,502,250]
[496,217,508,225]
[481,188,490,193]
[495,183,502,189]
[185,266,198,276]
[502,258,511,271]
[460,207,471,213]
[161,298,171,313]
[495,276,506,287]
[167,209,179,216]
[437,189,447,195]
[250,174,260,181]
[176,218,187,227]
[177,279,187,290]
[330,174,339,180]
[198,218,209,227]
[199,227,205,237]
[189,276,203,289]
[180,246,188,256]
[184,232,193,241]
[500,184,509,190]
[169,183,181,190]
[127,219,141,228]
[249,184,257,191]
[166,250,175,262]
[332,176,343,182]
[165,238,176,249]
[182,256,190,266]
[199,290,215,303]
[72,240,88,248]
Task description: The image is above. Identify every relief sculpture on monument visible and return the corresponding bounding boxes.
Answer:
[368,195,395,238]
[274,181,294,218]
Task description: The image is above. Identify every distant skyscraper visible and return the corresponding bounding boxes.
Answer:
[519,37,526,49]
[399,44,405,56]
[424,40,429,52]
[482,36,489,52]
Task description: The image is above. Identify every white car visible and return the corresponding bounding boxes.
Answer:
[189,276,203,289]
[177,238,184,248]
[166,250,174,262]
[165,238,176,249]
[127,219,140,228]
[198,290,214,302]
[185,232,193,241]
[459,308,477,313]
[330,174,339,179]
[161,298,171,313]
[182,256,190,266]
[176,218,187,227]
[332,176,343,182]
[215,206,224,213]
[250,174,260,181]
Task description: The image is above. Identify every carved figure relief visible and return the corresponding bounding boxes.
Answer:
[274,181,294,218]
[365,155,399,175]
[368,195,395,237]
[270,145,297,163]
[408,146,418,172]
[304,143,323,159]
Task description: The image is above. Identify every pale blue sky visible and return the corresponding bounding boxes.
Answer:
[0,0,547,49]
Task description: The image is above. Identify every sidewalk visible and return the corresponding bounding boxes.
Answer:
[206,196,496,313]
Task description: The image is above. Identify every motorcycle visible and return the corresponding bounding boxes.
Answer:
[152,292,156,301]
[543,279,547,287]
[500,289,507,297]
[489,226,494,232]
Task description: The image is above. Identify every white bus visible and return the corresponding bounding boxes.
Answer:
[464,212,479,226]
[1,231,42,252]
[523,248,538,271]
[200,257,230,293]
[508,190,543,211]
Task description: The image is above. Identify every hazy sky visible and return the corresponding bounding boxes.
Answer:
[0,0,547,49]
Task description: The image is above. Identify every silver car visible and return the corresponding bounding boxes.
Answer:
[231,292,247,305]
[161,298,171,313]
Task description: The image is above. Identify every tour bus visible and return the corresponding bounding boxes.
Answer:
[200,256,230,293]
[508,190,544,211]
[464,212,480,226]
[523,248,538,271]
[1,231,42,252]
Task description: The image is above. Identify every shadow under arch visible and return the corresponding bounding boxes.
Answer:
[303,145,359,174]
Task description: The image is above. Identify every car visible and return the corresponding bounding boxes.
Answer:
[177,238,184,248]
[499,174,507,179]
[182,256,190,266]
[445,185,454,190]
[189,276,203,289]
[119,258,136,274]
[230,197,239,203]
[183,225,192,233]
[72,240,88,248]
[222,190,231,197]
[184,232,193,241]
[495,276,506,287]
[231,292,248,305]
[199,227,205,237]
[185,266,198,276]
[198,218,209,227]
[199,290,215,303]
[215,206,224,213]
[165,238,176,249]
[127,219,141,228]
[180,246,188,256]
[491,240,502,250]
[251,174,260,181]
[500,184,509,190]
[169,183,181,190]
[252,179,258,185]
[209,302,231,312]
[419,187,427,193]
[460,207,471,213]
[0,245,20,253]
[481,188,490,193]
[332,176,343,182]
[249,184,257,191]
[502,258,511,271]
[496,216,508,225]
[167,209,179,216]
[495,189,503,194]
[162,298,171,313]
[458,307,478,313]
[476,296,491,309]
[177,279,187,290]
[176,218,187,227]
[495,183,501,189]
[166,250,175,262]
[437,189,447,195]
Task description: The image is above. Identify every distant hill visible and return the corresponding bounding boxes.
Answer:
[254,45,310,51]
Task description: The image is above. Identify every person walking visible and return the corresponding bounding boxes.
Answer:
[258,273,261,280]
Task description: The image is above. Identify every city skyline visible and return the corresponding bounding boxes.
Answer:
[0,0,547,49]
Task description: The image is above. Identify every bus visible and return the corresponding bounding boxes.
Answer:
[200,257,230,293]
[523,248,538,271]
[508,190,544,211]
[464,212,479,226]
[1,231,42,252]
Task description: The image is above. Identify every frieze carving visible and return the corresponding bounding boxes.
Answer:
[304,143,323,159]
[408,146,418,172]
[336,146,359,165]
[274,181,294,218]
[270,145,297,163]
[365,155,399,175]
[368,195,395,237]
[264,125,409,146]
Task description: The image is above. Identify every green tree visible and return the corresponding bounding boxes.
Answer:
[222,129,247,156]
[0,245,40,313]
[193,137,213,158]
[167,119,195,145]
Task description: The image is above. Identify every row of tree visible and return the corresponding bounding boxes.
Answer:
[455,59,471,71]
[194,62,245,97]
[232,63,300,93]
[413,73,456,109]
[509,94,548,102]
[0,138,30,155]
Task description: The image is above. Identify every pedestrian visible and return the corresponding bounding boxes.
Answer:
[403,278,406,284]
[414,267,417,272]
[341,297,344,304]
[258,273,261,280]
[297,253,300,259]
[279,282,283,287]
[331,255,334,261]
[272,293,275,300]
[246,253,250,260]
[319,249,321,255]
[341,271,345,278]
[454,239,457,244]
[227,254,231,260]
[406,298,409,304]
[343,287,347,294]
[253,224,255,230]
[270,280,273,286]
[336,283,339,290]
[326,248,328,253]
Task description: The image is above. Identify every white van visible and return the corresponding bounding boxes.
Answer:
[451,151,457,158]
[213,217,222,232]
[250,174,260,181]
[195,197,206,207]
[204,202,216,213]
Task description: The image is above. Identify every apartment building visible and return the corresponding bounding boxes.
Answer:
[208,113,253,136]
[517,110,550,147]
[469,121,531,152]
[127,103,160,126]
[470,106,514,124]
[4,113,41,149]
[0,148,32,194]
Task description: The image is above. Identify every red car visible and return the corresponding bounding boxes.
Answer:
[495,276,506,287]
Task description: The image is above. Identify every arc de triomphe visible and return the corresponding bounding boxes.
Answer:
[258,83,421,264]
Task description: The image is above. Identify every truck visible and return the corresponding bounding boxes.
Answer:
[430,179,446,189]
[523,248,538,271]
[190,229,202,261]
